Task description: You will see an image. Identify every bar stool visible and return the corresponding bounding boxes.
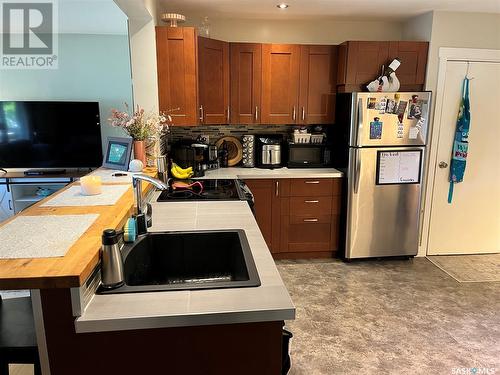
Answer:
[0,296,41,375]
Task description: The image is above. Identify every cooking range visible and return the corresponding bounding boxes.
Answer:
[157,179,254,206]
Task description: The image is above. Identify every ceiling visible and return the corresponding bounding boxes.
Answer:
[157,0,500,21]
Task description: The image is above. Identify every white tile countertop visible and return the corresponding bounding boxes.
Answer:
[199,167,343,179]
[75,198,295,333]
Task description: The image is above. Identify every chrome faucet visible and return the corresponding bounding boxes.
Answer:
[132,174,169,235]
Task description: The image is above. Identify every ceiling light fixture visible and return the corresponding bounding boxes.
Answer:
[277,3,289,9]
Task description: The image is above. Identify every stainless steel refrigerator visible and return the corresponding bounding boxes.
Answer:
[332,92,432,259]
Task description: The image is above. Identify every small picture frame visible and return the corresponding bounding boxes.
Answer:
[102,136,133,171]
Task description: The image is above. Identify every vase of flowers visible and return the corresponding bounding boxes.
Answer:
[108,104,171,166]
[133,140,146,165]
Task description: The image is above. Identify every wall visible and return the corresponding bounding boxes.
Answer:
[402,12,433,42]
[129,20,159,112]
[128,3,159,112]
[0,33,133,149]
[180,16,403,44]
[424,11,500,92]
[169,125,293,144]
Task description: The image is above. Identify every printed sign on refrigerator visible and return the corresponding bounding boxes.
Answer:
[376,150,422,185]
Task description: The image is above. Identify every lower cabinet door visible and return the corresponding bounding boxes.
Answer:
[244,179,281,253]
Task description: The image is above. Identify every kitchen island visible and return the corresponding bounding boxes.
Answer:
[0,168,295,375]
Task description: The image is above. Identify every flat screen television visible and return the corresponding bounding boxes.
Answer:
[0,101,102,169]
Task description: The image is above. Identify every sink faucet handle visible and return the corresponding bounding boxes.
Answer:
[132,173,169,235]
[135,213,148,236]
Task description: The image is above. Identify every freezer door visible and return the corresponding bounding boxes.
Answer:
[351,92,431,147]
[345,147,424,258]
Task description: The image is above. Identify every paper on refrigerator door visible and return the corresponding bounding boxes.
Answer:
[377,150,421,184]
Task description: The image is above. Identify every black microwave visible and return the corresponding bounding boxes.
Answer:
[287,142,331,168]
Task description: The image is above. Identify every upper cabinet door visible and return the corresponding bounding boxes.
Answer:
[343,41,389,91]
[337,40,429,92]
[261,44,301,124]
[299,45,337,125]
[198,37,230,124]
[388,41,428,89]
[230,43,262,124]
[156,27,198,126]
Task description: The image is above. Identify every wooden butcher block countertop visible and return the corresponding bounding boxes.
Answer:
[0,168,157,290]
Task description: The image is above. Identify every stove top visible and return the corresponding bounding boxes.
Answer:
[157,179,246,202]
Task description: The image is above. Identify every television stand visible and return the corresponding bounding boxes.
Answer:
[24,169,67,176]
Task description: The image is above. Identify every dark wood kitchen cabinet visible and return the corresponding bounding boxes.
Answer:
[198,36,230,124]
[298,45,337,124]
[277,178,341,259]
[336,41,428,92]
[261,44,301,124]
[388,41,428,90]
[244,179,281,253]
[337,41,390,92]
[230,43,262,124]
[245,178,342,259]
[261,44,337,125]
[156,27,198,126]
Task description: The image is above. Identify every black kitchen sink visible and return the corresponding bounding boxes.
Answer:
[97,230,261,294]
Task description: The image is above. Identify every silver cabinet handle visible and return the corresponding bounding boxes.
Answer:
[199,105,204,122]
[227,106,230,123]
[305,181,320,184]
[8,199,12,211]
[254,106,258,122]
[438,161,448,169]
[301,107,305,122]
[304,200,319,203]
[275,181,279,197]
[303,218,319,222]
[292,106,296,121]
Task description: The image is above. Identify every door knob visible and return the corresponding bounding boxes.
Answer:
[438,161,448,168]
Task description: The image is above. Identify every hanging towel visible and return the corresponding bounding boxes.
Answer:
[448,78,471,203]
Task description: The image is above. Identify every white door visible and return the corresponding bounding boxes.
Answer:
[427,61,500,255]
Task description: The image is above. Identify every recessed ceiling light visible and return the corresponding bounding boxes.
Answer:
[277,3,289,9]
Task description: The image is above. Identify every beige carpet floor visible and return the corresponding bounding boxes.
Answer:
[427,253,500,282]
[277,258,500,375]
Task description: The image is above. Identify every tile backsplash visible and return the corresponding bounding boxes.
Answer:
[168,124,296,144]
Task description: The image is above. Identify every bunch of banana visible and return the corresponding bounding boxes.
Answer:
[171,162,193,179]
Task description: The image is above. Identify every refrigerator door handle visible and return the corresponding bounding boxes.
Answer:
[354,149,361,194]
[357,98,363,147]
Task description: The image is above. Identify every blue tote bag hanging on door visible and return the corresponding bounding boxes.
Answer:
[448,77,471,203]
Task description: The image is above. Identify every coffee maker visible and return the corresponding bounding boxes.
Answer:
[170,140,208,177]
[255,135,283,169]
[191,143,208,177]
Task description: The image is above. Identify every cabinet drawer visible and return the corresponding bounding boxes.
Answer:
[289,178,333,196]
[289,214,331,225]
[286,219,332,252]
[289,196,332,216]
